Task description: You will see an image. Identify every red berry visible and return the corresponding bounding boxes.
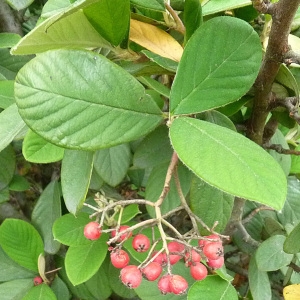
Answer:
[141,262,162,281]
[84,222,101,240]
[33,276,43,286]
[203,242,223,260]
[111,225,132,242]
[167,241,184,265]
[120,265,142,289]
[169,275,188,295]
[207,256,224,269]
[158,274,172,294]
[132,234,151,252]
[190,262,208,280]
[185,249,201,266]
[110,249,130,269]
[198,234,220,249]
[152,251,167,266]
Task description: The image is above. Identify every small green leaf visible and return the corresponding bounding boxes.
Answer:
[0,80,15,109]
[53,213,91,246]
[146,161,191,218]
[291,145,300,174]
[142,50,178,73]
[284,222,300,254]
[94,144,131,187]
[0,104,27,153]
[0,145,15,190]
[184,0,202,44]
[9,174,30,192]
[84,0,130,46]
[190,176,234,233]
[169,117,287,210]
[50,276,70,300]
[199,110,236,131]
[65,236,108,285]
[133,125,173,169]
[31,181,61,254]
[137,76,170,98]
[23,284,57,300]
[41,0,71,18]
[114,204,141,223]
[0,246,36,281]
[0,219,44,272]
[188,275,238,300]
[23,129,64,163]
[248,255,272,300]
[170,16,261,115]
[130,0,165,11]
[202,0,252,16]
[0,279,33,300]
[256,235,293,271]
[61,150,94,214]
[15,49,163,150]
[6,0,34,10]
[0,33,21,48]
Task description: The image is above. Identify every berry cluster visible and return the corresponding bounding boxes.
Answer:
[84,222,225,295]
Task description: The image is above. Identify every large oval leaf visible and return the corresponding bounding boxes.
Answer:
[170,16,261,115]
[169,117,287,210]
[15,49,163,150]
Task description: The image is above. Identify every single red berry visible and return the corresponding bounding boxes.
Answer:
[167,241,185,265]
[33,276,43,286]
[203,242,223,260]
[141,262,162,281]
[84,222,101,240]
[184,249,201,266]
[169,275,188,295]
[158,274,172,294]
[190,262,208,280]
[152,251,167,266]
[111,225,132,242]
[198,234,221,249]
[207,256,224,269]
[110,249,130,269]
[132,234,151,252]
[120,265,142,289]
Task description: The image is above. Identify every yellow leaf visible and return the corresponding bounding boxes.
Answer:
[284,284,300,300]
[129,19,183,62]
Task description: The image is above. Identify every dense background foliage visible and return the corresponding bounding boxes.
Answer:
[1,0,300,299]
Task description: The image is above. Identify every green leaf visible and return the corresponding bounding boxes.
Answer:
[31,181,61,254]
[169,117,287,210]
[190,176,234,233]
[202,0,252,16]
[133,125,173,169]
[137,76,170,98]
[267,129,291,176]
[84,0,130,46]
[291,144,300,174]
[0,48,31,79]
[50,276,70,300]
[61,150,94,214]
[170,16,261,115]
[248,255,272,300]
[6,0,34,10]
[23,129,64,163]
[184,0,202,44]
[65,236,108,285]
[0,246,36,281]
[199,110,236,131]
[41,0,71,18]
[0,219,44,272]
[0,279,33,300]
[146,161,191,218]
[188,275,238,300]
[0,145,15,190]
[256,235,293,271]
[94,144,131,187]
[53,213,91,246]
[114,204,141,223]
[9,174,30,192]
[11,2,110,55]
[130,0,165,11]
[0,80,14,109]
[15,49,163,150]
[23,284,57,300]
[0,104,27,153]
[284,222,300,254]
[142,50,178,73]
[277,177,300,226]
[0,33,21,48]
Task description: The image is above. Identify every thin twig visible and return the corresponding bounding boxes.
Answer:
[263,144,300,156]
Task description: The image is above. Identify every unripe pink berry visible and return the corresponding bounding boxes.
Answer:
[120,265,142,289]
[167,241,185,265]
[207,256,224,269]
[83,222,101,240]
[169,275,188,295]
[110,249,130,269]
[111,225,132,242]
[141,262,162,281]
[158,274,172,294]
[33,276,43,286]
[190,262,208,280]
[132,234,151,252]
